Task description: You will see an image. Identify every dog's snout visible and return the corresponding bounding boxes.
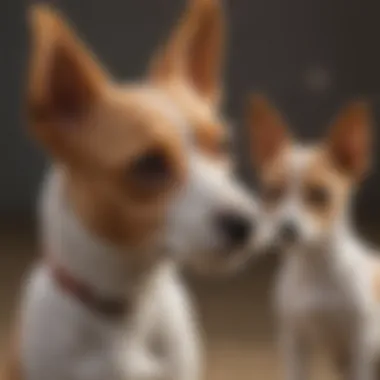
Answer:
[216,212,253,248]
[279,222,299,244]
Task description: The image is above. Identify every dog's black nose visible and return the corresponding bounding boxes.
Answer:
[216,212,253,247]
[279,222,299,244]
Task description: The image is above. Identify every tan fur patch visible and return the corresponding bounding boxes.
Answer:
[301,150,351,229]
[258,146,292,211]
[63,86,189,249]
[160,80,228,159]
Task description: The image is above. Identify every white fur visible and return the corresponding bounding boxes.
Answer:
[275,234,380,380]
[20,91,257,380]
[259,146,380,380]
[21,168,202,380]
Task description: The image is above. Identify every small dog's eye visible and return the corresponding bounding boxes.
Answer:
[263,185,285,205]
[305,185,330,208]
[130,149,170,185]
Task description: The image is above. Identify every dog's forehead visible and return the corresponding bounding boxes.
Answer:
[283,145,321,182]
[287,145,317,171]
[104,82,232,172]
[265,145,317,184]
[117,83,227,160]
[120,85,191,141]
[156,81,228,151]
[283,144,349,193]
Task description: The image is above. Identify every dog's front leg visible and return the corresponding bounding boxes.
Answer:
[120,287,166,380]
[280,324,310,380]
[121,344,166,380]
[344,324,374,380]
[157,277,202,380]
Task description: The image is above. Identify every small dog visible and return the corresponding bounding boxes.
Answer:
[248,95,380,380]
[2,2,258,380]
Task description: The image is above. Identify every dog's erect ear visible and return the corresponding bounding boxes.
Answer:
[247,95,291,171]
[149,0,224,104]
[27,5,108,159]
[326,100,372,179]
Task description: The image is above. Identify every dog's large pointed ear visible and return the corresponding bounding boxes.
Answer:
[247,95,291,172]
[326,100,372,179]
[149,0,224,105]
[27,5,108,159]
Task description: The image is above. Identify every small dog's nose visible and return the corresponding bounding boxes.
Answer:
[216,212,253,247]
[279,222,299,244]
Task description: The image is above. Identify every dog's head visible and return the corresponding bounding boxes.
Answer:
[27,1,258,273]
[247,95,372,251]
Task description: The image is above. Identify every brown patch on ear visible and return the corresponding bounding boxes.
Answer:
[247,95,291,172]
[327,100,372,179]
[149,0,224,104]
[27,4,108,159]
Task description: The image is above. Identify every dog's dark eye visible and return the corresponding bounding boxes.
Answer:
[305,185,330,208]
[131,149,170,185]
[263,184,285,205]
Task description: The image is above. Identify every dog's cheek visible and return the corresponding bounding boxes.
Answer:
[309,203,339,240]
[300,211,326,243]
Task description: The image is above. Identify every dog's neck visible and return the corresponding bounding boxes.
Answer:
[290,203,364,272]
[39,167,162,299]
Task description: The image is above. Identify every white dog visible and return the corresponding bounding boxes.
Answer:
[248,95,380,380]
[1,2,258,380]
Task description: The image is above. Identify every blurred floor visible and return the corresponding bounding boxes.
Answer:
[0,230,353,380]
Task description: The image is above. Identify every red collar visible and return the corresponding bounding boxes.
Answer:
[48,260,129,320]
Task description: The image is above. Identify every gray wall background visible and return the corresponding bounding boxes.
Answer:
[3,0,380,224]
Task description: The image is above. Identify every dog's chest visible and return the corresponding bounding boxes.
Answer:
[21,267,123,380]
[20,266,167,380]
[277,254,360,348]
[299,280,355,348]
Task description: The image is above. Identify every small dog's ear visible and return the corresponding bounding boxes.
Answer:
[27,5,108,158]
[326,100,372,179]
[247,95,291,171]
[149,0,224,105]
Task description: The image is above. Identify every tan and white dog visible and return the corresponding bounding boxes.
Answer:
[2,2,259,380]
[248,96,380,380]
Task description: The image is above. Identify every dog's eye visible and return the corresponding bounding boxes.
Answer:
[305,185,330,208]
[263,184,285,205]
[130,149,170,185]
